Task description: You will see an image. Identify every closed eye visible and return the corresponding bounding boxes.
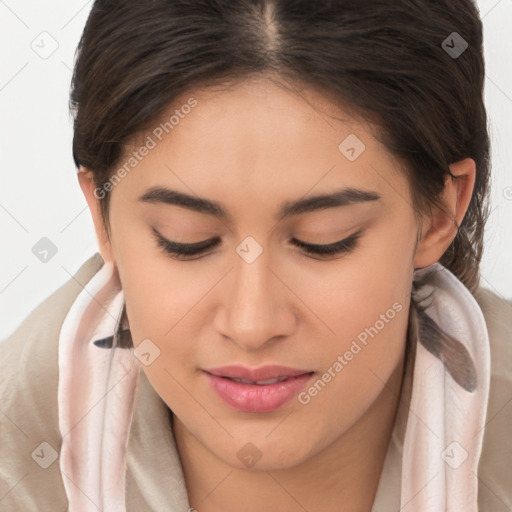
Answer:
[152,227,362,260]
[290,230,362,258]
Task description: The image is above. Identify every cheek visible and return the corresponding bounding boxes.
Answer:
[299,235,412,350]
[293,247,411,420]
[296,283,409,444]
[115,239,222,407]
[112,214,209,335]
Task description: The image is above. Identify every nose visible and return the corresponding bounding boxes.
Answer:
[213,248,296,351]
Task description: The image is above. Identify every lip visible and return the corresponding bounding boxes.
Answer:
[203,365,315,413]
[205,365,312,381]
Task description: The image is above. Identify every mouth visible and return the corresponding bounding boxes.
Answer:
[204,364,313,381]
[203,366,315,412]
[220,375,292,385]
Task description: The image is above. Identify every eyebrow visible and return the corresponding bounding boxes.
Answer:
[139,186,382,223]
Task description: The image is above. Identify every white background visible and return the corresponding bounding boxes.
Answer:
[1,0,511,341]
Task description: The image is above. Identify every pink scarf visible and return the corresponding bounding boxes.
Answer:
[57,258,490,511]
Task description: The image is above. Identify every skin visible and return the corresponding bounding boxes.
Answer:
[79,77,476,512]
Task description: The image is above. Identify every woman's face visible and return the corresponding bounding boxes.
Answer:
[104,78,422,469]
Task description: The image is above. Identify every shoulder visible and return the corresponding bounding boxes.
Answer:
[474,285,512,354]
[473,285,512,511]
[0,253,104,510]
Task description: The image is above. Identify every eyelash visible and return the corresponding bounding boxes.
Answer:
[153,228,362,260]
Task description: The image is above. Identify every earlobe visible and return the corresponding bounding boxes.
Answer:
[77,167,115,263]
[413,158,476,269]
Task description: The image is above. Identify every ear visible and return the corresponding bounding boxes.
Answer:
[77,167,115,264]
[413,158,476,269]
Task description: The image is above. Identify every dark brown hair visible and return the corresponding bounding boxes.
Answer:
[70,0,491,295]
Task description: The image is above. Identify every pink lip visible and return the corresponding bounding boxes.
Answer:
[205,364,312,381]
[204,365,314,413]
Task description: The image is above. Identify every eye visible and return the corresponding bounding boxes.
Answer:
[153,228,221,260]
[289,230,362,258]
[152,227,362,260]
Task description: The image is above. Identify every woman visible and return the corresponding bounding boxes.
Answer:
[1,0,511,511]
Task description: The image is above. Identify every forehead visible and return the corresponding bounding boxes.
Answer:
[114,77,411,217]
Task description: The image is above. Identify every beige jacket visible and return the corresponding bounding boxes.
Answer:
[0,253,511,511]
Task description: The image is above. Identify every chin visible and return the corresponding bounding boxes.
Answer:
[214,436,316,472]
